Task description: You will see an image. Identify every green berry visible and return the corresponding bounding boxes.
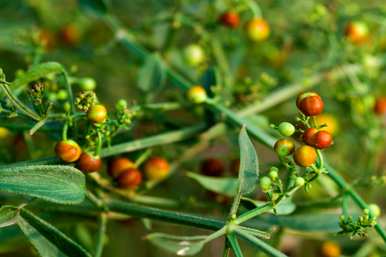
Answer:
[295,177,305,187]
[368,204,381,217]
[269,169,278,180]
[259,176,272,193]
[79,78,96,91]
[57,89,68,100]
[278,122,295,137]
[116,99,128,111]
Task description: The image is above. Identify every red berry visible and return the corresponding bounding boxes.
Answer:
[60,24,80,46]
[144,156,170,181]
[108,157,135,178]
[77,153,102,173]
[55,140,82,163]
[200,158,224,177]
[374,97,386,115]
[88,104,107,123]
[298,94,324,116]
[219,11,240,28]
[313,131,333,149]
[302,128,318,146]
[294,145,317,167]
[296,92,319,109]
[117,168,142,189]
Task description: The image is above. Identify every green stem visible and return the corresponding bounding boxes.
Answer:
[0,82,41,121]
[94,213,107,257]
[235,203,272,225]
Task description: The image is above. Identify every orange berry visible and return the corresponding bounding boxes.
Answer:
[108,157,135,178]
[55,140,82,163]
[117,168,142,189]
[246,18,270,42]
[294,145,317,167]
[144,156,170,181]
[77,153,102,173]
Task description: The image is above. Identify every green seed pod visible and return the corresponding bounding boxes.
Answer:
[259,176,272,193]
[277,122,295,137]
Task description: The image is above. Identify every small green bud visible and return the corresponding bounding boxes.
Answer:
[79,78,96,91]
[259,176,272,193]
[269,170,278,180]
[63,102,71,112]
[277,122,295,137]
[295,177,305,187]
[116,99,128,111]
[368,204,381,218]
[57,89,68,100]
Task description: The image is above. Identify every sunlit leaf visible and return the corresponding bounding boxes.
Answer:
[0,165,86,204]
[147,233,207,256]
[187,172,238,197]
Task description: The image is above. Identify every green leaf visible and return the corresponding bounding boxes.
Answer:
[242,197,296,215]
[0,165,86,204]
[227,234,244,257]
[237,230,287,257]
[78,0,108,15]
[230,126,259,216]
[237,126,259,195]
[137,54,165,92]
[0,206,17,228]
[17,208,91,257]
[12,62,64,92]
[147,233,207,256]
[187,172,238,197]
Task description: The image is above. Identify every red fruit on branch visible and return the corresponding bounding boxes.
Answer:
[294,145,317,167]
[302,128,318,145]
[144,156,170,181]
[374,97,386,115]
[313,131,333,149]
[108,157,135,178]
[117,168,142,189]
[219,11,240,28]
[296,92,324,116]
[55,140,82,163]
[345,21,369,45]
[77,153,102,173]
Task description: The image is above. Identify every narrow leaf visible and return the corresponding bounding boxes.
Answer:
[78,0,108,15]
[18,208,91,257]
[147,233,207,256]
[0,206,17,228]
[187,172,238,197]
[227,234,244,257]
[137,54,165,92]
[0,165,86,204]
[242,197,296,215]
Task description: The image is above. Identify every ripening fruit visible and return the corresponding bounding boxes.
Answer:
[345,21,369,45]
[184,44,206,66]
[246,18,270,42]
[274,139,295,157]
[117,168,142,189]
[108,157,135,178]
[259,176,272,193]
[219,11,240,28]
[60,24,80,46]
[145,156,171,181]
[55,140,82,163]
[187,85,207,104]
[374,97,386,115]
[77,153,102,173]
[297,92,324,116]
[313,130,333,149]
[277,122,295,137]
[295,177,305,187]
[79,78,96,91]
[315,114,339,135]
[201,158,225,177]
[0,127,12,140]
[294,145,317,167]
[88,104,107,123]
[368,204,381,218]
[320,241,341,257]
[38,29,56,50]
[303,128,318,146]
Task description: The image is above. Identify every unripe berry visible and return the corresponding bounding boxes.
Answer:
[368,204,381,218]
[345,21,369,45]
[302,128,318,146]
[374,97,386,115]
[108,157,135,178]
[277,122,295,137]
[269,169,278,180]
[115,99,128,111]
[55,140,82,163]
[87,104,107,123]
[259,176,272,193]
[184,44,206,66]
[201,158,224,177]
[295,177,305,187]
[117,168,142,189]
[144,156,170,181]
[79,78,96,91]
[313,130,333,149]
[297,93,324,116]
[274,138,295,157]
[77,153,102,173]
[219,11,240,28]
[187,85,207,104]
[246,18,270,42]
[294,145,317,167]
[57,89,68,100]
[320,241,341,257]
